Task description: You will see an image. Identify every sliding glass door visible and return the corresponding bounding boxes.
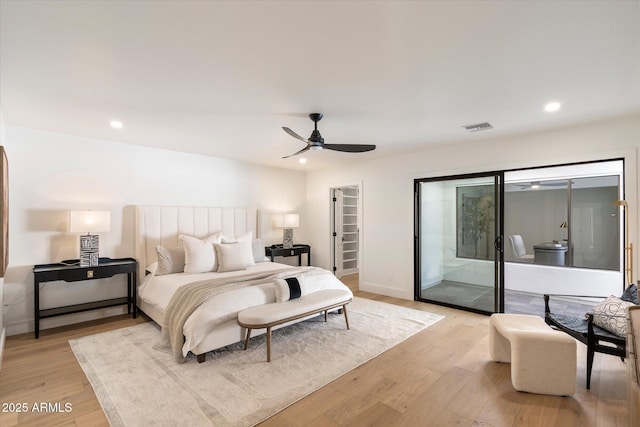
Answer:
[415,172,504,314]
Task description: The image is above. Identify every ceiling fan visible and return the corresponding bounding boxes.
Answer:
[282,113,376,158]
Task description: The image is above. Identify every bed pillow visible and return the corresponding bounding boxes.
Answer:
[221,231,253,244]
[155,245,185,276]
[591,295,634,336]
[621,284,638,304]
[252,238,267,263]
[180,234,221,274]
[215,242,252,272]
[274,275,307,302]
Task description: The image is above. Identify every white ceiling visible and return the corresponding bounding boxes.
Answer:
[1,1,639,171]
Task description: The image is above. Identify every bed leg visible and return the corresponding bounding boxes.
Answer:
[266,327,272,362]
[343,304,350,330]
[244,328,252,350]
[196,353,206,363]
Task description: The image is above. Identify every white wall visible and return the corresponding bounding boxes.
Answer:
[306,114,640,300]
[2,126,307,336]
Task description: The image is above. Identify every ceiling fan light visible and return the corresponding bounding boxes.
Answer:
[310,146,323,151]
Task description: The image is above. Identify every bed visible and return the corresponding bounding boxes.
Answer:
[134,205,352,362]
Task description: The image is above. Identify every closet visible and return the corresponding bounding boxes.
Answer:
[331,186,359,278]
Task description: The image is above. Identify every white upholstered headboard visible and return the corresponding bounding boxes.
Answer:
[134,206,260,279]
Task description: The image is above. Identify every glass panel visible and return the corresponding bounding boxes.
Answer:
[504,179,569,266]
[456,185,496,261]
[417,175,499,313]
[570,175,619,270]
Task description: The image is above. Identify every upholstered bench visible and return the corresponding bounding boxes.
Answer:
[489,313,576,396]
[238,289,352,362]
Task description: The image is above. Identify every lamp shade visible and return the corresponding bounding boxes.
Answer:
[283,213,299,228]
[69,210,111,233]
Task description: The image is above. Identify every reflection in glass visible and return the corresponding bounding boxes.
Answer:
[571,176,619,270]
[504,175,619,271]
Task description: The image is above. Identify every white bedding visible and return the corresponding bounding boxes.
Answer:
[139,261,351,356]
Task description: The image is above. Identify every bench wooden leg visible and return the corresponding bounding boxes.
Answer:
[324,310,328,322]
[343,304,350,330]
[266,326,272,362]
[244,328,252,350]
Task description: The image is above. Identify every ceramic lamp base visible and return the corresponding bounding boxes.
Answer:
[79,234,100,267]
[283,228,294,249]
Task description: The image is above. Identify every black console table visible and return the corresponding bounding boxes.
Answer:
[33,257,137,339]
[265,244,311,266]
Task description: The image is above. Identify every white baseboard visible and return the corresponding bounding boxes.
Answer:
[360,282,413,300]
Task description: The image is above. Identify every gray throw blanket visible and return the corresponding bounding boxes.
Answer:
[160,267,319,362]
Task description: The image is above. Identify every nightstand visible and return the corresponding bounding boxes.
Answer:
[33,257,137,338]
[265,244,311,266]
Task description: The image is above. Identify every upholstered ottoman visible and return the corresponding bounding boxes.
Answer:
[489,313,576,396]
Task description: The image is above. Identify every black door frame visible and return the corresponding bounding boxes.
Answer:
[414,170,505,315]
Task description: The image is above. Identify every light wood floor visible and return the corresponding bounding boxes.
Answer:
[0,274,628,426]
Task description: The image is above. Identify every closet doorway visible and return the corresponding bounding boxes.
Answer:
[331,185,360,278]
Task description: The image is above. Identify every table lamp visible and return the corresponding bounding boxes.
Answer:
[69,210,111,266]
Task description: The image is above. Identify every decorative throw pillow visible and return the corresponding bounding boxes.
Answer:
[274,275,307,302]
[252,238,266,263]
[155,245,185,275]
[221,231,252,244]
[180,234,221,274]
[621,284,638,304]
[591,295,634,336]
[215,242,252,272]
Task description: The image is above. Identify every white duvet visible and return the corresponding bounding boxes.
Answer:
[139,261,350,356]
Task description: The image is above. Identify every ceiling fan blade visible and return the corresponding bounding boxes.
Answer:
[323,144,376,153]
[282,146,311,159]
[282,127,309,143]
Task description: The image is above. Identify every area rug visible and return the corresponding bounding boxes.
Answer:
[70,297,443,427]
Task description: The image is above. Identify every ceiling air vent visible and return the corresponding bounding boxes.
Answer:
[462,122,493,133]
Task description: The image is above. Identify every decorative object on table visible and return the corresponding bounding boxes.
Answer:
[0,146,7,277]
[281,113,376,158]
[282,213,298,249]
[69,210,111,267]
[614,200,633,287]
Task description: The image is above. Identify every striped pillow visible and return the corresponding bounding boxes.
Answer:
[274,276,307,302]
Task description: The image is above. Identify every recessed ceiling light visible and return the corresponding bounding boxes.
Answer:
[544,102,561,113]
[298,158,307,164]
[110,120,124,129]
